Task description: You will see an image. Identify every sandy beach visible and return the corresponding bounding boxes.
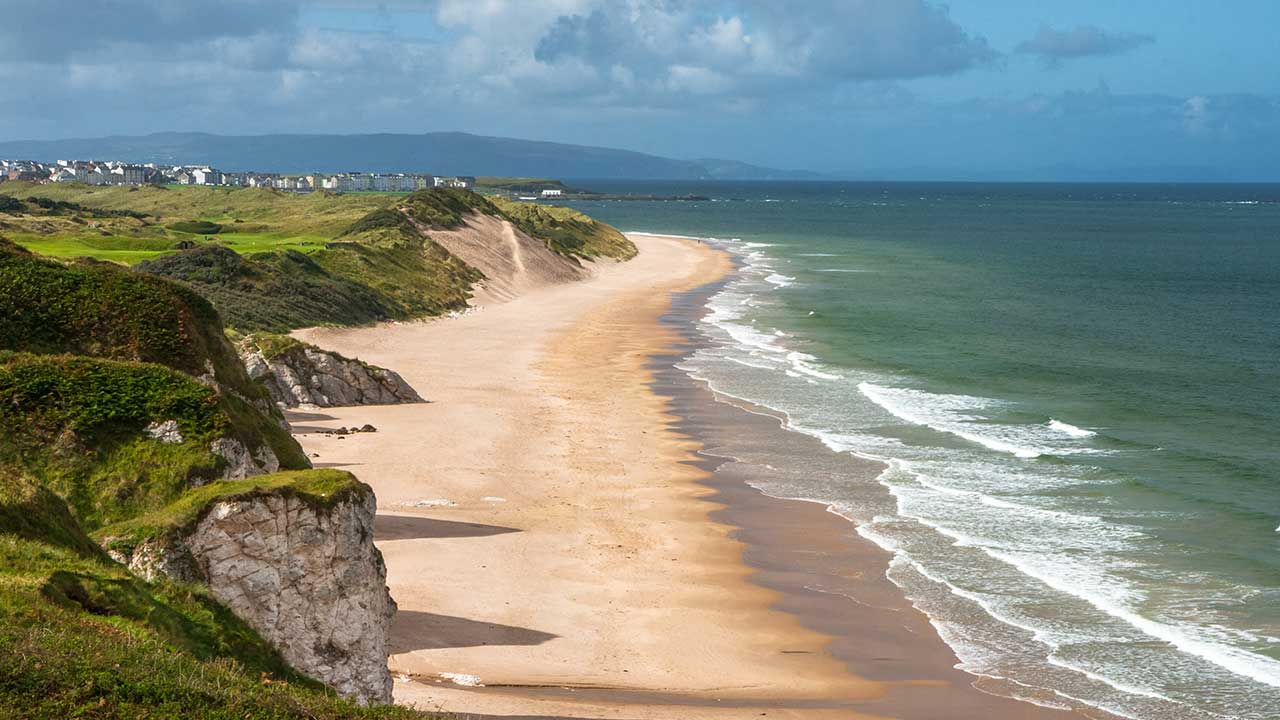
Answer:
[291,233,1087,719]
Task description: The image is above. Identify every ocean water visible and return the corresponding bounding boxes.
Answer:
[564,182,1280,719]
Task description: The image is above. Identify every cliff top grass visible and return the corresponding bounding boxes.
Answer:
[0,474,430,720]
[475,176,571,192]
[0,352,228,528]
[0,352,309,529]
[0,352,227,444]
[95,469,366,555]
[5,184,633,333]
[238,331,306,360]
[0,238,261,398]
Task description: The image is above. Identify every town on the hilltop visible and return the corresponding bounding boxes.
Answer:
[0,158,474,193]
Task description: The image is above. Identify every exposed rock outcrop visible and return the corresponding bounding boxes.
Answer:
[106,481,395,705]
[209,437,281,481]
[238,335,422,408]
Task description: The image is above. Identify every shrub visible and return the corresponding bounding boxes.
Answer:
[167,220,223,235]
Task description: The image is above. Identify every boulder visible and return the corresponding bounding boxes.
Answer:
[239,336,423,409]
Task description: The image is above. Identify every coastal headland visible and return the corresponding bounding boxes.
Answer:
[292,233,1088,719]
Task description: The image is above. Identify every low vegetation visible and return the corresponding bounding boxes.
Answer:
[0,471,428,720]
[0,238,254,394]
[493,197,636,260]
[2,183,635,332]
[0,186,485,716]
[137,245,397,333]
[167,219,223,235]
[95,469,364,557]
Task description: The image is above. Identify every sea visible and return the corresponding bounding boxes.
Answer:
[563,181,1280,720]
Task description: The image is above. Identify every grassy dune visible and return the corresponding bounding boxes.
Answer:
[1,184,635,332]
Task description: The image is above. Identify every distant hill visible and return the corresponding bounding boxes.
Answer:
[0,131,820,181]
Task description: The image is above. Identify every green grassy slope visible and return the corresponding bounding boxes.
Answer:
[0,243,310,520]
[492,197,636,261]
[0,238,258,396]
[0,352,309,530]
[136,245,397,333]
[3,184,636,333]
[0,471,428,720]
[0,191,451,715]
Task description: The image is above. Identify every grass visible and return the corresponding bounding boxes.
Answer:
[0,352,227,529]
[167,220,222,235]
[4,233,180,264]
[0,238,258,396]
[94,469,364,556]
[0,183,393,267]
[313,233,482,319]
[4,184,634,334]
[136,245,398,333]
[474,177,571,193]
[0,471,434,720]
[396,187,502,230]
[493,197,636,261]
[237,332,305,360]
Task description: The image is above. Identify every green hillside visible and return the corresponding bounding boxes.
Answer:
[1,183,635,333]
[0,236,438,717]
[0,470,426,720]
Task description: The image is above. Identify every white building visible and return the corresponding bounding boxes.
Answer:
[540,188,563,198]
[191,168,221,186]
[111,165,148,185]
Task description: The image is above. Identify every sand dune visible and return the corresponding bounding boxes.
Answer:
[416,212,585,303]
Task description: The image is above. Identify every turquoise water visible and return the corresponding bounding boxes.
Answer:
[566,183,1280,719]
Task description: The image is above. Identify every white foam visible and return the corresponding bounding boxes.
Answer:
[676,231,1279,716]
[438,672,484,687]
[786,351,842,380]
[986,548,1280,689]
[1049,419,1096,438]
[858,382,1043,458]
[764,273,795,287]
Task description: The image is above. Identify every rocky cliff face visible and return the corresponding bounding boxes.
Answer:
[109,486,396,705]
[239,337,422,408]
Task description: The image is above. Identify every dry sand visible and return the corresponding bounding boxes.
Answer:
[291,233,1080,719]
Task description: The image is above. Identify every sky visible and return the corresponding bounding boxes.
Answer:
[2,0,1278,180]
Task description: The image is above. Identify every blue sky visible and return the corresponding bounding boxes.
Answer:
[2,1,1277,180]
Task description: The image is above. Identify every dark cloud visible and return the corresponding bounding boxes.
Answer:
[1015,25,1154,66]
[0,1,300,62]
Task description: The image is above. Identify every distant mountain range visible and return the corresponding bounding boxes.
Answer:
[0,131,820,181]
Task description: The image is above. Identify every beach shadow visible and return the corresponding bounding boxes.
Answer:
[375,515,521,541]
[390,610,557,653]
[289,425,349,434]
[284,410,339,423]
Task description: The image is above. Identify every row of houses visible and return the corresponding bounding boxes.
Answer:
[0,159,475,193]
